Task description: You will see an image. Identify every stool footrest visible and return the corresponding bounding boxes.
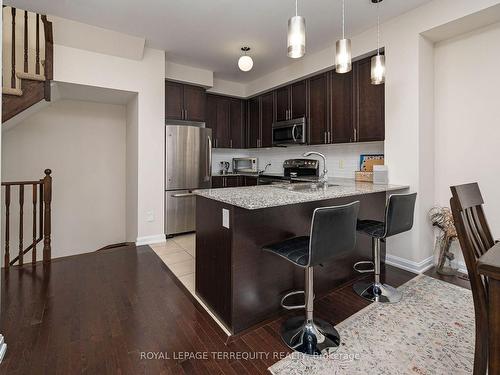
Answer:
[281,290,306,310]
[353,261,375,273]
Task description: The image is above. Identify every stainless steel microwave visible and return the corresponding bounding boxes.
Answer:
[272,117,307,146]
[233,157,258,173]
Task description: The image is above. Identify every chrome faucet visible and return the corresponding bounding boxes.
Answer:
[303,151,328,185]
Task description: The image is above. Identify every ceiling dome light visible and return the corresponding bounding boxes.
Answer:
[287,0,305,58]
[335,0,352,73]
[238,47,253,72]
[371,0,385,85]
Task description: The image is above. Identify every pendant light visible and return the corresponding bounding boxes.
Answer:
[371,0,386,85]
[238,47,253,72]
[287,0,306,58]
[335,0,352,73]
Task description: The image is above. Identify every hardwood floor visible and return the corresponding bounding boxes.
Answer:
[0,245,468,375]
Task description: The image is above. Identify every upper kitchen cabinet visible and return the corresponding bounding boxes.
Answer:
[331,69,354,143]
[165,81,206,122]
[229,98,245,149]
[308,73,329,145]
[260,92,274,148]
[353,57,385,142]
[206,94,245,149]
[247,97,261,148]
[275,80,307,121]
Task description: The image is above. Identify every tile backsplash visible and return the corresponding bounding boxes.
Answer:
[212,142,384,178]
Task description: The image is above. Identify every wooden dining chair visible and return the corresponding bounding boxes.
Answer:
[450,183,495,375]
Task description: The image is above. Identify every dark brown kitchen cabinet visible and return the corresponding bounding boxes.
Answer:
[206,95,245,149]
[165,81,206,122]
[165,81,184,120]
[275,80,307,121]
[308,73,329,145]
[260,92,274,148]
[230,98,245,149]
[354,57,385,142]
[243,176,258,186]
[212,175,243,188]
[331,69,354,143]
[275,86,289,122]
[247,97,260,148]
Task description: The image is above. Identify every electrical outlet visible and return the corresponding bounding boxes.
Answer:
[339,160,344,169]
[146,211,155,222]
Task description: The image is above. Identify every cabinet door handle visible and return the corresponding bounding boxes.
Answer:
[354,128,357,142]
[328,131,332,143]
[230,139,233,148]
[185,109,188,119]
[324,132,327,144]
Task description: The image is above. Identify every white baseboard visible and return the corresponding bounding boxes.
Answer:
[0,334,7,363]
[385,254,434,274]
[136,234,166,246]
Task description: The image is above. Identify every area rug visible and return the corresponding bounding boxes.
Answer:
[269,275,474,375]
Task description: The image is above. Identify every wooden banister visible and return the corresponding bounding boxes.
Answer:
[24,10,28,73]
[36,14,40,75]
[2,170,52,268]
[42,169,52,263]
[11,7,16,88]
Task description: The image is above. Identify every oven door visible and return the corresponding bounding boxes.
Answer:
[272,122,306,145]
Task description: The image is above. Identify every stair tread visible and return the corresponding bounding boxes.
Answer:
[2,87,23,96]
[16,71,46,81]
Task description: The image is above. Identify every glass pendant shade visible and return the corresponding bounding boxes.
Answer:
[238,55,253,72]
[335,38,352,73]
[287,15,306,58]
[371,54,385,84]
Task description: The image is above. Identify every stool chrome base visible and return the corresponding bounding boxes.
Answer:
[281,316,340,355]
[353,281,402,303]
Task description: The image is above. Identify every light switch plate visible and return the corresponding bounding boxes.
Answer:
[222,208,230,228]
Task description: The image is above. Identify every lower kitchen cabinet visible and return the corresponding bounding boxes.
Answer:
[212,175,258,188]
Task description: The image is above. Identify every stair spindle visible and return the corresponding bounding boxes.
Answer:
[11,7,16,88]
[36,14,40,75]
[5,186,11,268]
[24,10,29,73]
[39,184,43,241]
[43,169,52,263]
[32,184,38,264]
[19,185,24,266]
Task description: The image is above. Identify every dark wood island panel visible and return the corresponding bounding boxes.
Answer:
[195,192,388,334]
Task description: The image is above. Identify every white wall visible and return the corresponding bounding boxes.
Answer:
[1,100,127,258]
[434,22,500,243]
[126,95,139,243]
[53,44,165,245]
[212,143,384,178]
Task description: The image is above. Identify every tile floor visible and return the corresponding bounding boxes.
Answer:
[150,233,231,336]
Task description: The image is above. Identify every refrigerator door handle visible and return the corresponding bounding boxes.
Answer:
[206,135,212,181]
[171,193,195,198]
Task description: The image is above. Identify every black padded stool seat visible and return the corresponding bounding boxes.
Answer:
[356,220,385,238]
[263,236,310,266]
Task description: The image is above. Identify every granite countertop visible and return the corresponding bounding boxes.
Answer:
[195,178,409,210]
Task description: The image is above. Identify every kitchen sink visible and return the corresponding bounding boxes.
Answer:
[275,182,339,192]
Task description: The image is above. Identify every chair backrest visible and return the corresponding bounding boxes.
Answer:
[384,193,417,238]
[308,201,360,267]
[450,183,493,375]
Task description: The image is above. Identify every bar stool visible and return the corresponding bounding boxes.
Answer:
[353,192,417,303]
[262,201,360,355]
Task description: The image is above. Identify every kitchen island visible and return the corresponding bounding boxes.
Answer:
[194,179,408,334]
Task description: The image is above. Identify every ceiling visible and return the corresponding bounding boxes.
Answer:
[8,0,433,82]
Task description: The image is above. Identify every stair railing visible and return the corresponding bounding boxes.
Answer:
[2,169,52,267]
[2,6,53,92]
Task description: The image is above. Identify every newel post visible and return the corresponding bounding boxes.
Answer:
[42,169,52,263]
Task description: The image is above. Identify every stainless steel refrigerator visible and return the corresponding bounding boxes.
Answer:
[165,123,212,236]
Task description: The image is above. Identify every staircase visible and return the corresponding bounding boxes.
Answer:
[2,6,53,123]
